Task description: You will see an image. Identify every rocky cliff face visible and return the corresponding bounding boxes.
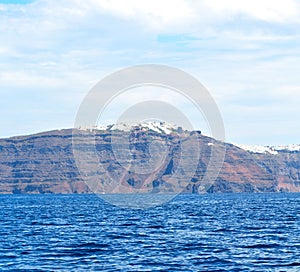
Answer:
[251,151,300,192]
[0,130,85,194]
[0,129,298,194]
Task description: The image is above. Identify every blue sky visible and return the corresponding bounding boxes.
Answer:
[0,0,300,145]
[0,0,32,3]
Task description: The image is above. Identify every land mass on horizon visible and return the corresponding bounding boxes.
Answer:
[0,123,299,194]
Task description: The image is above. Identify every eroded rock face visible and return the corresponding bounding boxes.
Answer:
[0,129,297,194]
[0,130,86,194]
[251,151,300,192]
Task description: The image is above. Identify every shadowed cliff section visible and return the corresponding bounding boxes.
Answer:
[251,151,300,192]
[0,129,296,194]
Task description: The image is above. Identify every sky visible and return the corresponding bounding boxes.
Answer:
[0,0,300,145]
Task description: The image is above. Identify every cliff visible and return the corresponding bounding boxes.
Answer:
[0,129,298,194]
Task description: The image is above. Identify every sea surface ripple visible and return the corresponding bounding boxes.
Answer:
[0,193,299,271]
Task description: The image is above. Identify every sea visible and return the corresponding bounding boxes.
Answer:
[0,193,299,271]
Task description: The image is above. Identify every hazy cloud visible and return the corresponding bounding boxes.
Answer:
[0,0,299,144]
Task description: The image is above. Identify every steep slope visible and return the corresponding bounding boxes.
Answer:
[235,144,300,192]
[0,128,281,194]
[249,151,300,192]
[0,130,86,194]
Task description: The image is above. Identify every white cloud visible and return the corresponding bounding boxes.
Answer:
[87,0,300,30]
[0,0,299,144]
[200,0,300,23]
[91,0,195,29]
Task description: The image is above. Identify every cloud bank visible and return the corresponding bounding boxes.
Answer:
[0,0,299,144]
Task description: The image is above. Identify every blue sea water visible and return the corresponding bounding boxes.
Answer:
[0,193,299,271]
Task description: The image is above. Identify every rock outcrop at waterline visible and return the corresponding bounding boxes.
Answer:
[0,128,298,194]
